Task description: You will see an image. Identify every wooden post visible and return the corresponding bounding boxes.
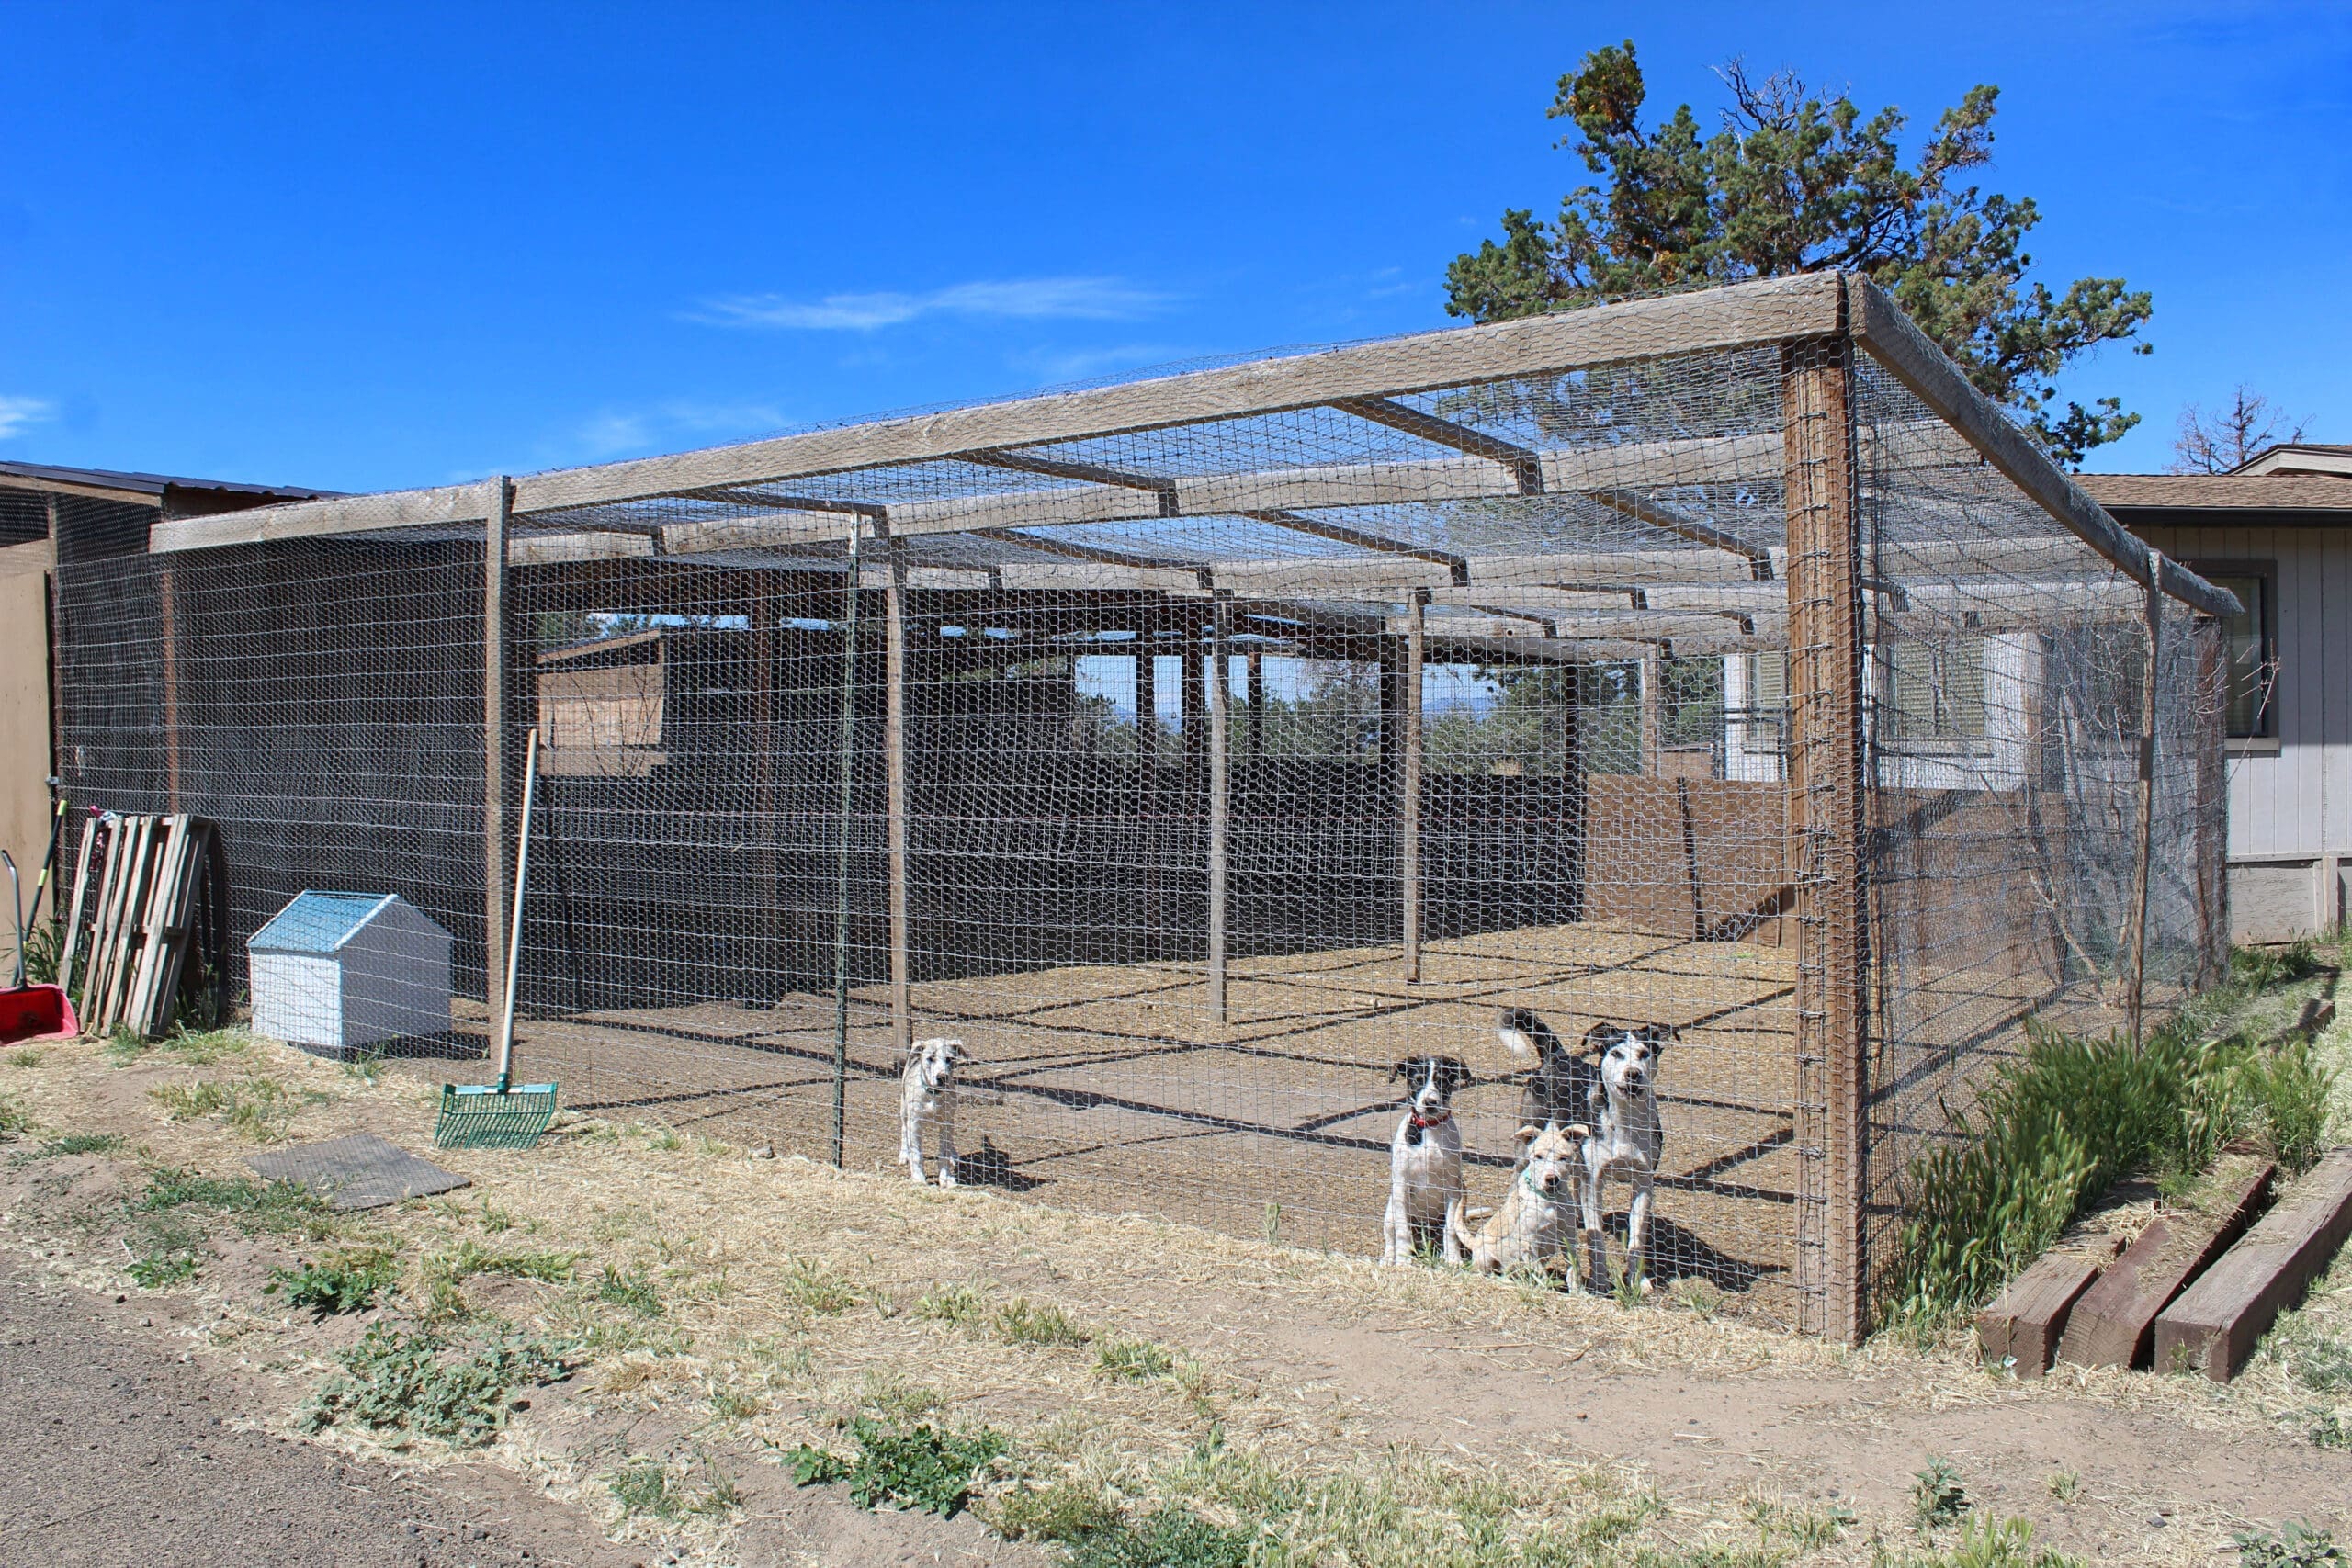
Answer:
[1401,590,1426,983]
[2125,557,2164,1041]
[1135,642,1158,958]
[1247,649,1264,761]
[831,521,865,1168]
[1782,338,1870,1343]
[1639,652,1663,775]
[481,475,510,1015]
[2194,622,2228,987]
[749,588,780,987]
[885,537,912,1057]
[1563,660,1586,921]
[1207,594,1232,1024]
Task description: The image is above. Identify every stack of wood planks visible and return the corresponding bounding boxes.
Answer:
[55,813,229,1040]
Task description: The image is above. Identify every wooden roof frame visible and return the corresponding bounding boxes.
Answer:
[143,271,2235,618]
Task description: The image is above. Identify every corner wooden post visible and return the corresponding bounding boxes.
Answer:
[1782,336,1870,1343]
[1401,590,1426,983]
[481,475,511,1015]
[885,536,912,1057]
[1206,593,1232,1024]
[2125,556,2164,1040]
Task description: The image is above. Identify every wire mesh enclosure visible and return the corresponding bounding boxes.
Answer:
[52,273,2233,1337]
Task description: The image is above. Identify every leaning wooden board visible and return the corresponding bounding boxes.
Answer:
[1978,1235,2125,1377]
[2057,1161,2275,1369]
[2156,1148,2352,1382]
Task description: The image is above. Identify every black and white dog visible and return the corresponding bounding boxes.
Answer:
[899,1036,967,1187]
[1380,1055,1472,1266]
[1497,1008,1600,1168]
[1579,1023,1673,1292]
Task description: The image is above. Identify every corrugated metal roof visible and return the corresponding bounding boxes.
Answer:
[0,459,334,506]
[250,892,399,954]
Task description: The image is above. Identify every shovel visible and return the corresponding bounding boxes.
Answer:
[1,849,78,1046]
[435,728,559,1148]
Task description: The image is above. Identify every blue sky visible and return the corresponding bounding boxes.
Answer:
[1,2,2345,491]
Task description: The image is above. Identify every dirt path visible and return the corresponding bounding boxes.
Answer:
[0,1251,637,1568]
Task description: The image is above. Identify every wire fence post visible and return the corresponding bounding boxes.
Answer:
[2126,551,2164,1043]
[1400,588,1425,984]
[481,474,511,1021]
[1783,334,1868,1344]
[831,518,865,1168]
[1206,591,1231,1023]
[885,531,911,1058]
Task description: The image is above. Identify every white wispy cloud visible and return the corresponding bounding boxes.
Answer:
[695,276,1173,332]
[1008,343,1191,382]
[563,400,790,462]
[0,395,54,439]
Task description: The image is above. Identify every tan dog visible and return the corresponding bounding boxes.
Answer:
[1450,1122,1589,1281]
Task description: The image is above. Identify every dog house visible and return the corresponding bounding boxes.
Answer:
[51,273,2232,1338]
[249,892,452,1055]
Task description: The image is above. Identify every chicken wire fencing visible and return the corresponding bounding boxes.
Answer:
[46,274,2229,1337]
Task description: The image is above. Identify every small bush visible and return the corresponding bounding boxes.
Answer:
[298,1324,570,1446]
[995,1297,1090,1348]
[2235,1521,2343,1568]
[1096,1335,1176,1382]
[787,1416,1006,1517]
[267,1248,398,1314]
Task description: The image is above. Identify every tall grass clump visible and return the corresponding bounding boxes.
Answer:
[1889,1018,2250,1321]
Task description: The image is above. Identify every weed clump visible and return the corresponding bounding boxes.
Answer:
[39,1133,120,1157]
[594,1265,663,1317]
[788,1416,1007,1517]
[298,1324,571,1447]
[267,1247,399,1314]
[995,1297,1090,1348]
[1096,1335,1176,1382]
[2234,1521,2342,1568]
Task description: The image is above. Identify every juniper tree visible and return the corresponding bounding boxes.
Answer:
[1446,43,2153,467]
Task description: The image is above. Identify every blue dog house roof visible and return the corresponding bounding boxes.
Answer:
[251,892,410,954]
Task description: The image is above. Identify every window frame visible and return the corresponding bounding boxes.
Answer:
[2184,558,2278,741]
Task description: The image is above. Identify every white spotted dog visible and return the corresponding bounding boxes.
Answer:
[899,1036,967,1187]
[1579,1024,1673,1292]
[1380,1055,1472,1266]
[1450,1121,1589,1281]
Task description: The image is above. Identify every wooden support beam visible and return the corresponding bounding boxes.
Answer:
[1782,341,1870,1344]
[1843,275,2238,619]
[1244,510,1470,585]
[1591,490,1774,579]
[886,540,912,1057]
[967,447,1180,514]
[1329,395,1544,491]
[1206,594,1232,1025]
[1400,592,1426,984]
[2125,557,2163,1042]
[972,528,1210,589]
[481,476,510,1012]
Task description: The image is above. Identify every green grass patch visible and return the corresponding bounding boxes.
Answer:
[780,1256,860,1315]
[136,1166,328,1234]
[594,1265,663,1317]
[297,1323,571,1447]
[38,1133,121,1157]
[995,1297,1090,1348]
[1096,1334,1177,1382]
[1884,995,2335,1320]
[0,1094,28,1141]
[607,1450,741,1520]
[7,1046,45,1068]
[2233,1521,2342,1568]
[267,1247,399,1314]
[435,1238,581,1285]
[788,1416,1007,1517]
[913,1280,990,1327]
[127,1245,201,1290]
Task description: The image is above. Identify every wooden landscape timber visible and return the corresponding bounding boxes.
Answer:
[1977,1235,2127,1378]
[2155,1148,2352,1382]
[2056,1160,2276,1369]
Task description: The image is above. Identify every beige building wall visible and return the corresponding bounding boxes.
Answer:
[0,539,55,965]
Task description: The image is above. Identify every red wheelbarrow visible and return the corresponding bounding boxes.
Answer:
[3,849,77,1045]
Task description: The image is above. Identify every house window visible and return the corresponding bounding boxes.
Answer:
[1883,639,1986,742]
[2194,567,2276,739]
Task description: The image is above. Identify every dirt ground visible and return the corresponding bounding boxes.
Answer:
[3,1024,2347,1566]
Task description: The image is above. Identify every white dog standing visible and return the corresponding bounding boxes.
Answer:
[1580,1025,1671,1292]
[1451,1121,1588,1280]
[899,1036,967,1187]
[1380,1055,1471,1266]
